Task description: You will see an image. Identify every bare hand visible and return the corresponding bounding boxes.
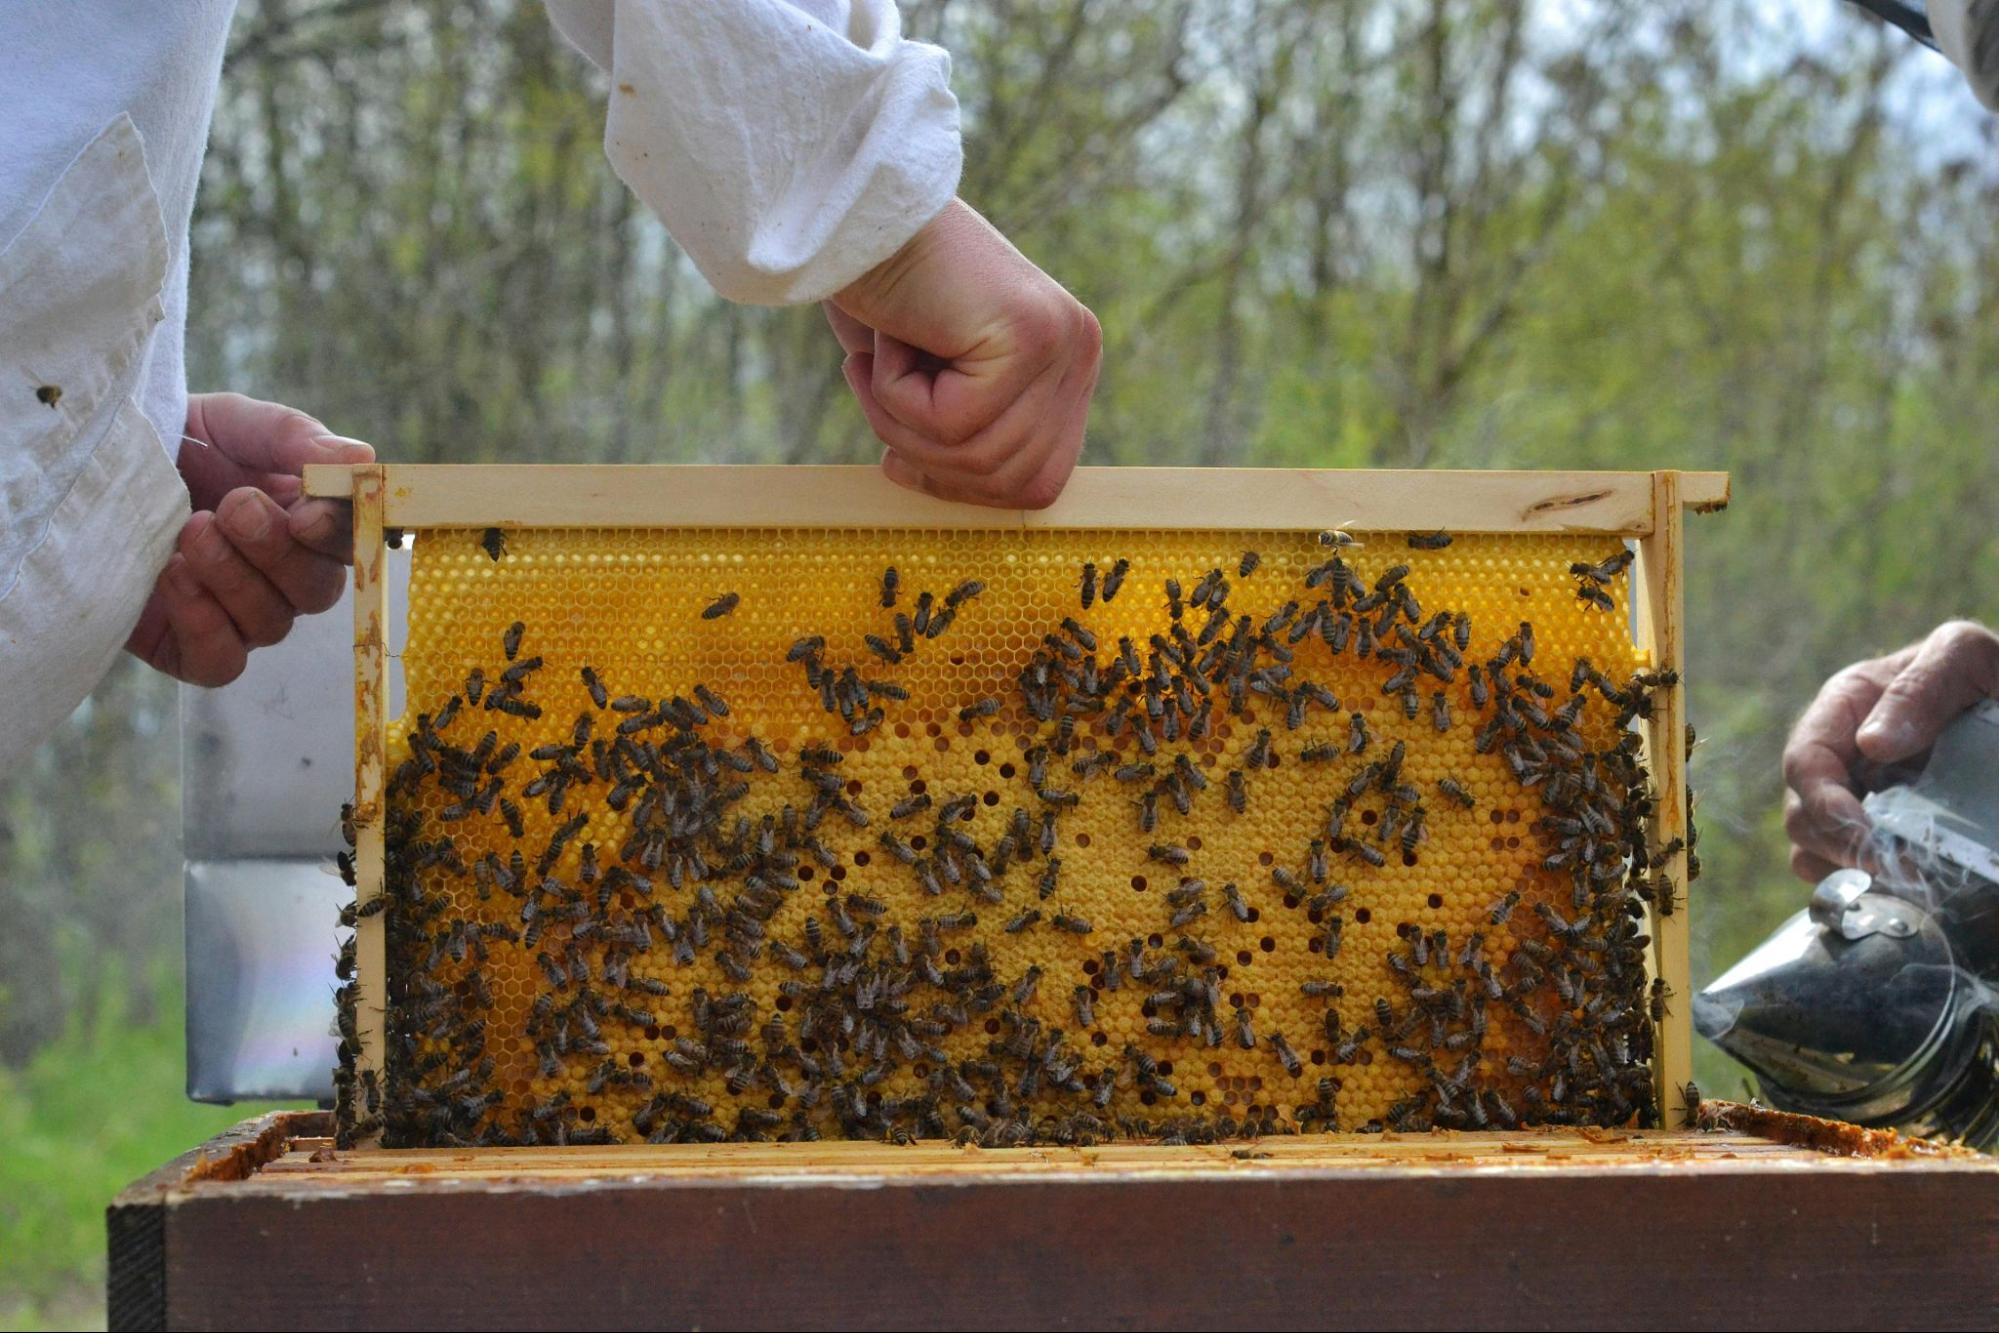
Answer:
[1782,620,1999,882]
[824,198,1101,510]
[126,392,374,686]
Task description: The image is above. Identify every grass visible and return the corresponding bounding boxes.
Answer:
[0,984,303,1332]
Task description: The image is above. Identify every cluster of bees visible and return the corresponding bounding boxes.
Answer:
[332,523,1689,1149]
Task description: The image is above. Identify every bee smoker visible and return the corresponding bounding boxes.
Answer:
[1696,700,1999,1147]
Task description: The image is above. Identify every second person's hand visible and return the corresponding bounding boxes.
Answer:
[825,198,1101,510]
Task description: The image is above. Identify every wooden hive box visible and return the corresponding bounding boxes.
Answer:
[112,465,1999,1331]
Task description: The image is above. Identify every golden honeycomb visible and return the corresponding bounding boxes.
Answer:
[335,525,1671,1147]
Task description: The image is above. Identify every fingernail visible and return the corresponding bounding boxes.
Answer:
[1858,718,1912,756]
[226,495,273,542]
[294,505,336,544]
[313,434,375,463]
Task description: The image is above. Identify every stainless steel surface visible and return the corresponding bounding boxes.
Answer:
[181,547,408,1102]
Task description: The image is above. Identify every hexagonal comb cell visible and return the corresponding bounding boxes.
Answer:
[347,527,1666,1146]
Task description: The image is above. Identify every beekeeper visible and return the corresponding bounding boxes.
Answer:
[1782,4,1999,878]
[0,1,1102,766]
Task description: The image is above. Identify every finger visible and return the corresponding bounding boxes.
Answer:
[286,498,357,562]
[1783,783,1871,871]
[879,447,931,496]
[216,489,348,615]
[1857,621,1999,763]
[181,393,374,509]
[869,312,1058,449]
[158,552,250,687]
[932,342,1095,509]
[1789,848,1841,884]
[182,510,297,650]
[823,302,876,357]
[847,351,1066,489]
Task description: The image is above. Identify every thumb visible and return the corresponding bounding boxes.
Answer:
[1857,621,1999,763]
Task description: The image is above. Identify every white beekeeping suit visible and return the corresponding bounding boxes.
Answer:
[0,1,961,767]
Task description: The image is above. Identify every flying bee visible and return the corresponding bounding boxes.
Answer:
[480,527,506,561]
[1238,550,1260,578]
[881,566,899,607]
[702,592,740,619]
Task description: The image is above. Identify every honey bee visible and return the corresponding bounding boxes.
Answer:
[1005,908,1041,934]
[1102,557,1130,602]
[881,566,899,608]
[1437,777,1475,809]
[1271,1032,1302,1077]
[503,620,525,661]
[1223,882,1251,922]
[959,697,1001,722]
[1053,912,1093,935]
[1013,965,1044,1007]
[480,527,506,561]
[1226,768,1247,814]
[1317,526,1361,549]
[702,592,740,620]
[1431,691,1451,732]
[1073,986,1097,1027]
[945,579,984,608]
[1407,530,1452,550]
[1080,561,1097,608]
[1148,843,1190,867]
[1238,550,1260,578]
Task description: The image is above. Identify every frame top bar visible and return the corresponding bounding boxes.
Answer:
[303,464,1729,534]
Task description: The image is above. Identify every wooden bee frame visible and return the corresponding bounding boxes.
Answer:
[303,464,1728,1141]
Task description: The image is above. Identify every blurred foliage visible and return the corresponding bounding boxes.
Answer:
[0,975,297,1332]
[3,0,1998,1320]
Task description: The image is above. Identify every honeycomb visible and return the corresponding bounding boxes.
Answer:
[333,525,1675,1147]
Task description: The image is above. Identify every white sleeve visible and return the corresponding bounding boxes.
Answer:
[546,0,962,305]
[1933,0,1999,111]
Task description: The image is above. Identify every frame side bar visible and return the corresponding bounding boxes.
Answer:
[302,465,1728,534]
[350,466,389,1144]
[1641,471,1694,1128]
